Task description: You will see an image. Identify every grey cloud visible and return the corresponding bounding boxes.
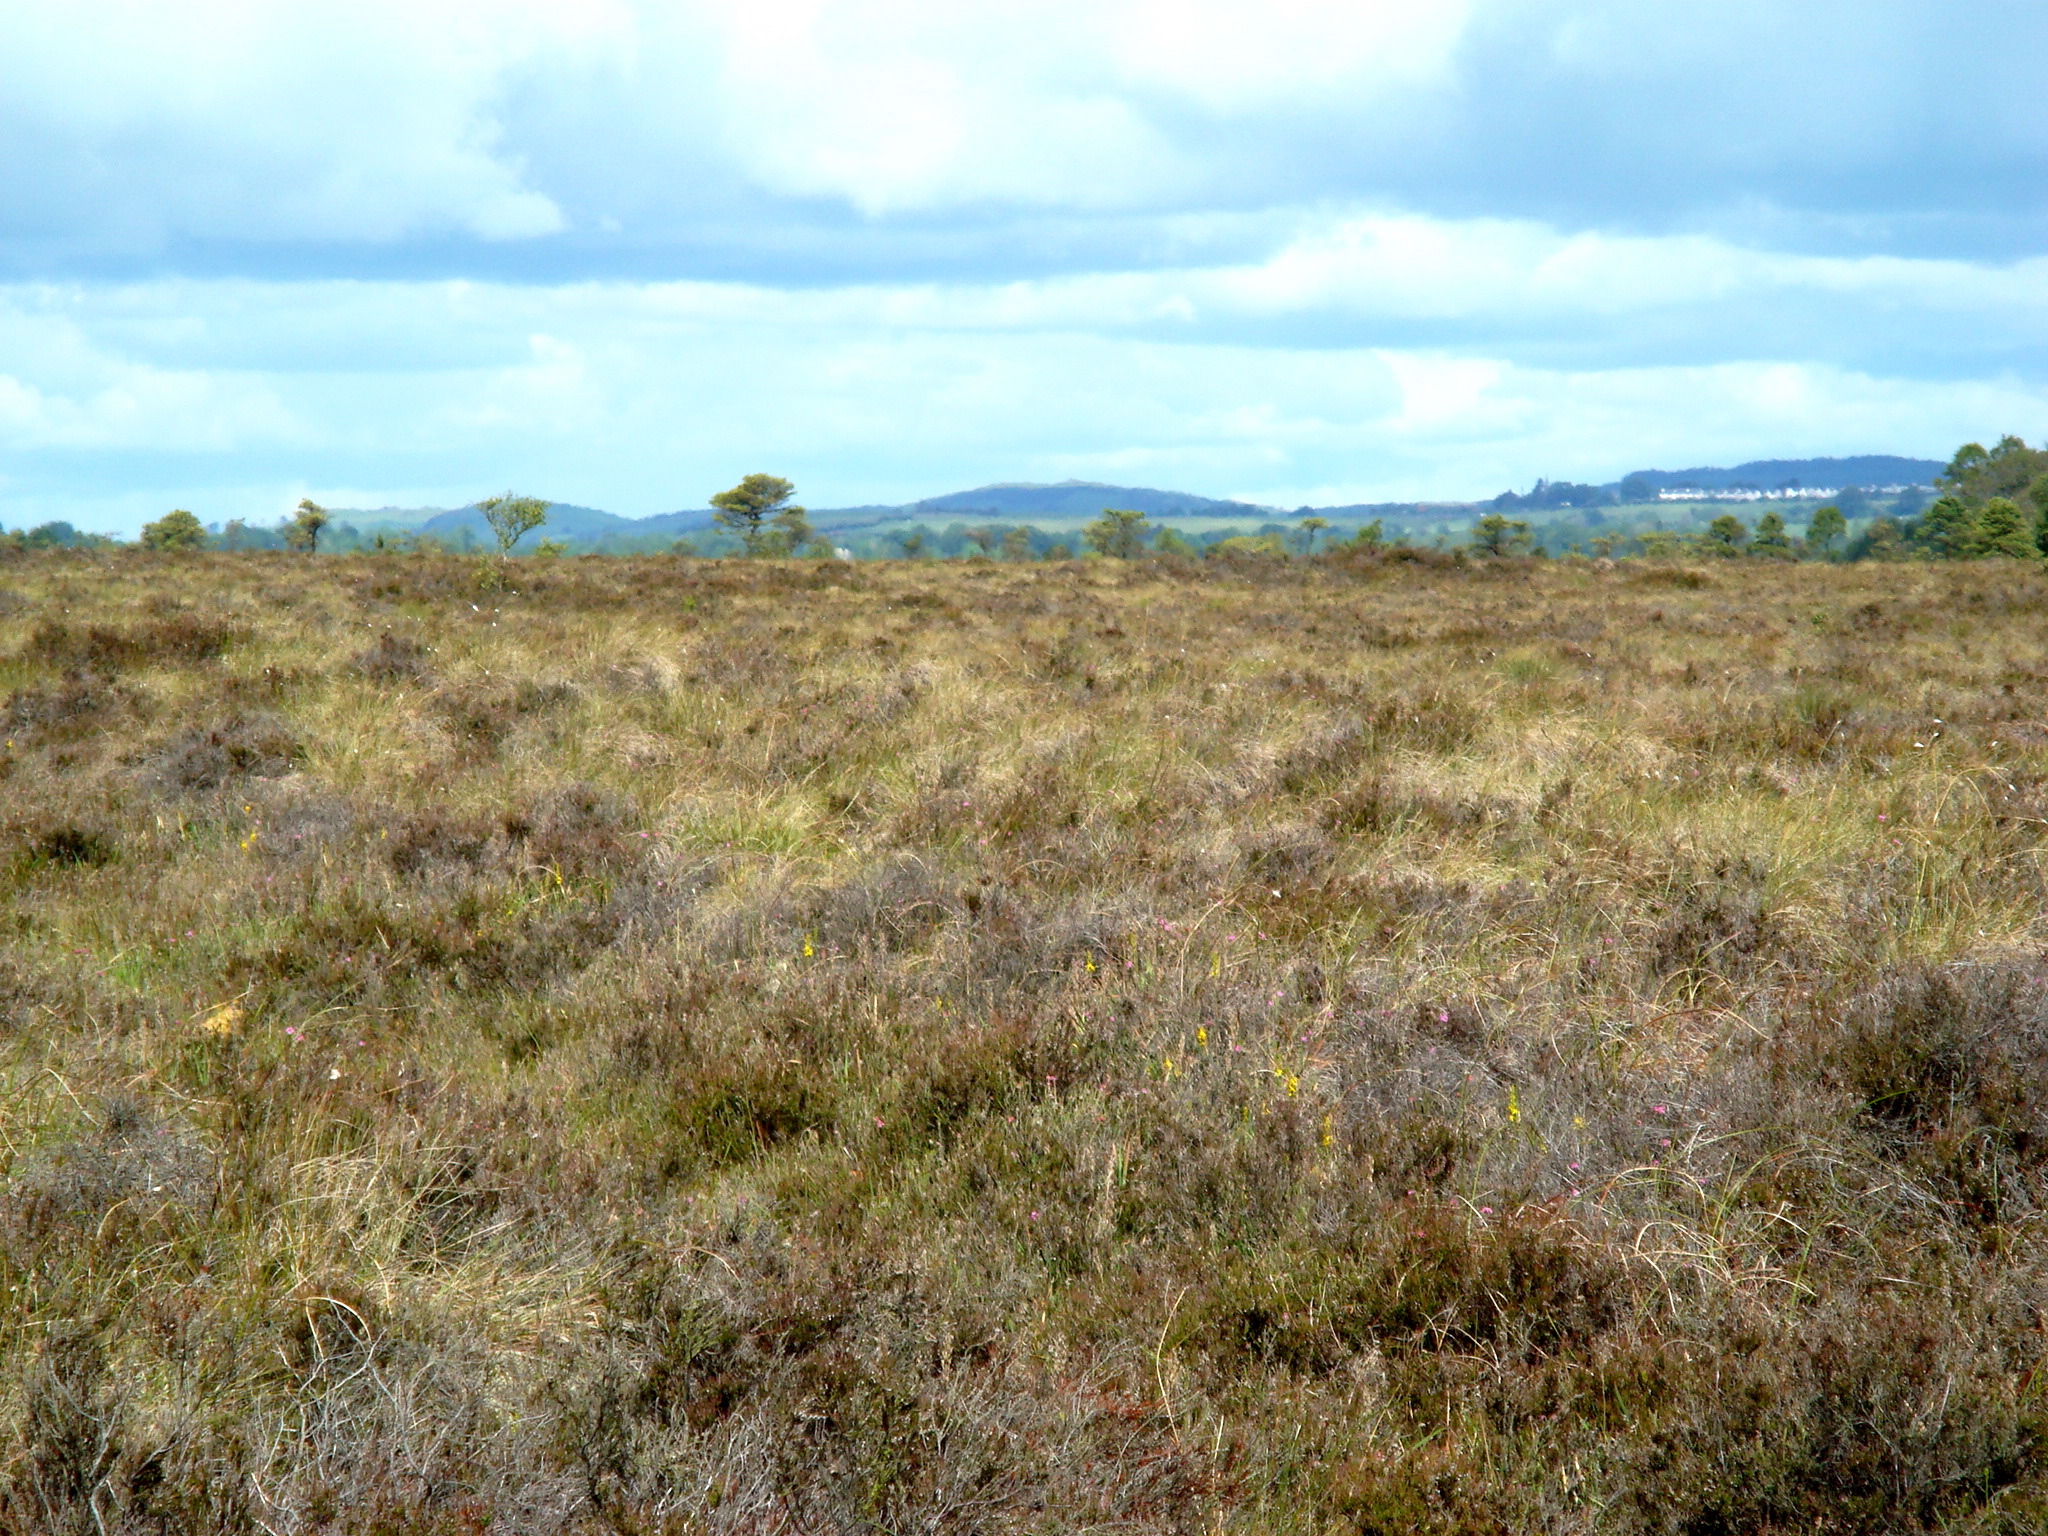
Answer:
[3,1,2043,284]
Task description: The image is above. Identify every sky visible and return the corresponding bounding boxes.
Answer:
[2,0,2046,533]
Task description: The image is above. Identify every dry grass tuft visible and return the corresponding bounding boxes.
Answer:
[2,550,2047,1531]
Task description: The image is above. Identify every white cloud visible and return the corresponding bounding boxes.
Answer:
[2,0,2041,250]
[1110,0,1472,109]
[0,0,628,243]
[4,254,2040,535]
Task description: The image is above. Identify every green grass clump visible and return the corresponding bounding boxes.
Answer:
[3,547,2048,1531]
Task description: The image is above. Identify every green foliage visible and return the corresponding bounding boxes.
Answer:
[1083,507,1151,558]
[773,507,816,556]
[139,509,207,552]
[1000,528,1033,562]
[1854,515,1906,561]
[1912,495,1979,560]
[1348,519,1385,551]
[1470,512,1532,556]
[284,498,329,554]
[1206,532,1286,558]
[1975,496,2039,559]
[1807,504,1847,557]
[1942,434,2048,506]
[1152,526,1197,558]
[710,473,805,556]
[477,492,550,558]
[10,520,116,550]
[1704,513,1748,554]
[1751,510,1793,558]
[1296,515,1329,554]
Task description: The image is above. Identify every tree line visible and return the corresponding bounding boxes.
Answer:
[10,442,2046,564]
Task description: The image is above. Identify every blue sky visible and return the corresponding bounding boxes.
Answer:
[2,0,2045,533]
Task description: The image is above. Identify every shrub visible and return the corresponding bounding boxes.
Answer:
[138,508,207,551]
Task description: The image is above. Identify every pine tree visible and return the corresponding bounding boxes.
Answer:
[1975,496,2039,558]
[1084,508,1151,559]
[1704,514,1748,555]
[710,475,802,557]
[1750,511,1793,558]
[1806,504,1847,558]
[285,499,330,554]
[1912,496,1979,559]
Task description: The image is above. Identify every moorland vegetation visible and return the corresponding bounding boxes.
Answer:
[4,533,2048,1532]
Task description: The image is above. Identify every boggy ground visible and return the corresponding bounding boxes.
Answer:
[3,547,2048,1533]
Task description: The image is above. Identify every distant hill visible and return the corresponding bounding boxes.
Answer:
[900,481,1276,520]
[327,455,1945,548]
[332,501,716,547]
[329,482,1282,547]
[1623,455,1942,493]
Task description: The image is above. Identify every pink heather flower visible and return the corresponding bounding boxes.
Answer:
[1651,1104,1667,1115]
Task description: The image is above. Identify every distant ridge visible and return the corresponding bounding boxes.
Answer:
[904,480,1276,519]
[325,454,1945,545]
[1624,455,1942,492]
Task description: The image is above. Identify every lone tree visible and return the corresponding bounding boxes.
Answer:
[285,498,330,553]
[1806,504,1847,558]
[140,508,207,551]
[1298,516,1329,554]
[478,492,550,557]
[1470,512,1532,556]
[711,474,807,557]
[1750,510,1794,558]
[1084,507,1151,559]
[1704,514,1748,556]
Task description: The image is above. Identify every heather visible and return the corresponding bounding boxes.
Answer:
[3,547,2048,1533]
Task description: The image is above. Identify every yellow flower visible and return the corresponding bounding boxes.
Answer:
[1196,1026,1208,1049]
[1507,1086,1521,1124]
[802,934,815,958]
[1320,1114,1334,1148]
[200,1003,245,1038]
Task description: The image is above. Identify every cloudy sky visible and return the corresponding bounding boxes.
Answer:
[3,0,2045,532]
